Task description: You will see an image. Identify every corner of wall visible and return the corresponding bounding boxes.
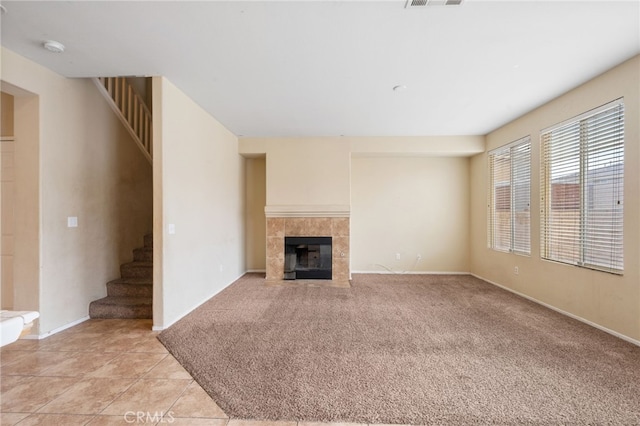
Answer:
[151,76,164,330]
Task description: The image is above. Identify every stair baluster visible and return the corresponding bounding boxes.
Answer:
[93,77,152,164]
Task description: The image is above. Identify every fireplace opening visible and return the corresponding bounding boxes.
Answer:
[284,237,332,280]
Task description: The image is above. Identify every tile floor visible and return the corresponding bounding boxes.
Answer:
[0,319,397,426]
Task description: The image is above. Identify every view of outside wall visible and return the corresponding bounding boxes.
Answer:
[488,137,531,255]
[541,100,624,273]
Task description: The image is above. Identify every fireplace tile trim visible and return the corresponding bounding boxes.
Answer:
[265,205,350,218]
[265,216,350,283]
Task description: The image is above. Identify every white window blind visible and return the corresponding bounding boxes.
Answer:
[540,99,624,274]
[488,136,531,255]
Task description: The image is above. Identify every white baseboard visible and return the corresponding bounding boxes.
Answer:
[352,270,470,275]
[22,316,90,340]
[245,269,266,273]
[471,273,640,347]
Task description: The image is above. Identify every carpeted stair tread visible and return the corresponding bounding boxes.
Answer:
[108,277,152,285]
[120,261,153,279]
[91,296,151,306]
[121,261,153,268]
[89,296,152,319]
[107,278,153,298]
[133,247,153,262]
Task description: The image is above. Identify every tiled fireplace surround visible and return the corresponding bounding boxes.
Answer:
[266,217,350,283]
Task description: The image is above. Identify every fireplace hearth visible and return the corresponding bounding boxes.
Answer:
[284,237,332,280]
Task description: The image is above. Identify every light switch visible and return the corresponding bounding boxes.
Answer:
[67,216,78,228]
[168,224,175,234]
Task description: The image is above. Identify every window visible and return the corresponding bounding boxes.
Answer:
[540,99,624,273]
[488,136,531,255]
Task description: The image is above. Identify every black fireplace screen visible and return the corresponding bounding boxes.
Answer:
[284,236,332,280]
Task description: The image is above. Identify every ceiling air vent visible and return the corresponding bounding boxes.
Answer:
[405,0,463,7]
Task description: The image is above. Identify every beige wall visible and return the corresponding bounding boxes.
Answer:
[241,136,482,275]
[470,55,640,342]
[242,137,351,208]
[8,87,40,320]
[240,135,483,212]
[245,157,266,271]
[349,136,484,157]
[1,91,16,308]
[351,156,470,273]
[153,77,245,329]
[1,92,14,137]
[1,48,153,335]
[1,139,15,309]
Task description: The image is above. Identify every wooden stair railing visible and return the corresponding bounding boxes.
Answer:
[93,77,152,164]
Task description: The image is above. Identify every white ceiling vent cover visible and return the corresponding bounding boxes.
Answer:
[405,0,463,7]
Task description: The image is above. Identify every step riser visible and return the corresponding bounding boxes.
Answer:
[133,248,153,262]
[89,302,152,319]
[121,265,153,279]
[107,283,152,298]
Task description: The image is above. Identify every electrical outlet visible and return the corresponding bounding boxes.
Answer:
[514,266,519,275]
[417,254,422,261]
[396,253,401,260]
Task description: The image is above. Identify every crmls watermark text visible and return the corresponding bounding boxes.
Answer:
[124,411,175,423]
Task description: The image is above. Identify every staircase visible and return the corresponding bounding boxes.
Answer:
[93,77,152,164]
[89,234,153,319]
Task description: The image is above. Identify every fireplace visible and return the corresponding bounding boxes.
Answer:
[284,237,332,280]
[265,216,350,283]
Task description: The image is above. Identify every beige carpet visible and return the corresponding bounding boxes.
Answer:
[158,273,640,424]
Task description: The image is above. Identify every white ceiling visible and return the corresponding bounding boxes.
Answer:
[1,1,639,137]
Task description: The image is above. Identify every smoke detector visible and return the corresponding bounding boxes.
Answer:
[405,0,463,7]
[43,40,65,53]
